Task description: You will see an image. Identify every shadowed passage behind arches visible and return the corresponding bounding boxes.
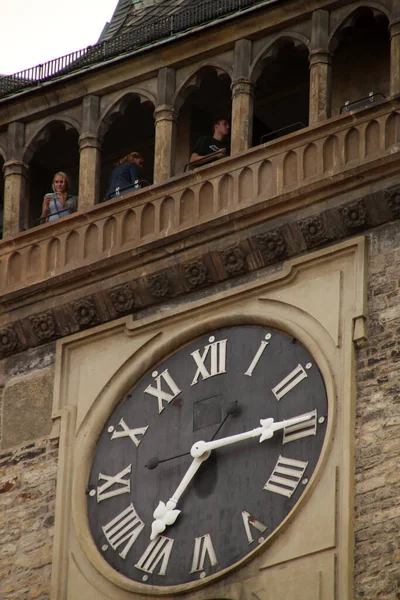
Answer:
[175,67,232,173]
[331,7,390,116]
[27,121,80,228]
[252,37,310,146]
[100,94,155,200]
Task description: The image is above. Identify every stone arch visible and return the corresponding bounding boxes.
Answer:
[251,36,310,146]
[330,6,390,116]
[174,66,232,174]
[173,61,233,112]
[24,118,80,228]
[329,2,390,50]
[99,91,155,200]
[250,32,311,83]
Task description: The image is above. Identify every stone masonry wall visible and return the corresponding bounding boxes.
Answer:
[0,344,57,600]
[355,223,400,600]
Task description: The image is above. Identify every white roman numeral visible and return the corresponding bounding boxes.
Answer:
[264,456,308,498]
[96,464,131,502]
[283,410,317,444]
[102,504,145,559]
[191,336,227,385]
[244,335,270,376]
[109,418,148,447]
[144,369,181,413]
[271,364,308,401]
[135,536,174,576]
[241,511,267,544]
[190,534,218,573]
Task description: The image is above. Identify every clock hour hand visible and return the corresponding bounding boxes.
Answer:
[150,450,211,540]
[191,414,313,458]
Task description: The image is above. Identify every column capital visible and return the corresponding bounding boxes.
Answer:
[390,20,400,37]
[154,105,178,123]
[309,50,333,68]
[3,160,29,177]
[231,78,255,98]
[79,133,102,151]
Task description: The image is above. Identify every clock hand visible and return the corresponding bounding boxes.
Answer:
[191,414,313,458]
[150,450,211,540]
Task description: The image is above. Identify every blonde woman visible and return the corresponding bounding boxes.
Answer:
[41,171,77,222]
[104,152,144,201]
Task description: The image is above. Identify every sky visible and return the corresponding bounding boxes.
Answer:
[0,0,119,75]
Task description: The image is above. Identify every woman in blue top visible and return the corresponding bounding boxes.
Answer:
[41,172,77,223]
[104,152,144,201]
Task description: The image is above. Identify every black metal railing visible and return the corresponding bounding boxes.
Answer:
[0,0,271,99]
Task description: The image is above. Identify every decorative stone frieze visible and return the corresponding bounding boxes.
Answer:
[30,311,57,342]
[107,283,135,313]
[220,245,248,276]
[340,199,369,231]
[147,272,172,298]
[299,216,330,249]
[0,327,20,357]
[385,186,400,218]
[183,260,210,289]
[255,230,287,264]
[72,298,99,327]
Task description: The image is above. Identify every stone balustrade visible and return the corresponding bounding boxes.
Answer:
[1,99,399,297]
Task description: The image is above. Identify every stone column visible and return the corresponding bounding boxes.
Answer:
[3,121,27,238]
[154,67,176,184]
[390,20,400,97]
[309,10,332,125]
[3,160,29,237]
[153,105,177,184]
[78,95,101,209]
[231,39,254,154]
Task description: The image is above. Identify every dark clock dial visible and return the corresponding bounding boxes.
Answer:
[87,325,328,588]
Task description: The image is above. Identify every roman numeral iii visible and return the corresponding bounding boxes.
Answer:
[264,456,308,498]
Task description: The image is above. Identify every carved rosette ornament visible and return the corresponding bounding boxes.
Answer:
[0,327,19,357]
[72,298,99,327]
[108,284,135,314]
[220,245,247,275]
[340,199,368,230]
[385,186,400,218]
[256,230,287,264]
[30,311,57,342]
[183,260,210,289]
[147,272,172,298]
[300,216,329,249]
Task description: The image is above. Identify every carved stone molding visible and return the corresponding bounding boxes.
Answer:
[220,245,248,275]
[147,272,172,298]
[255,230,287,264]
[183,260,210,289]
[30,311,57,342]
[0,326,20,358]
[108,284,135,314]
[300,216,330,249]
[340,199,369,231]
[72,298,99,327]
[385,186,400,218]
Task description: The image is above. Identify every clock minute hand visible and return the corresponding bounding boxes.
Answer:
[150,450,211,540]
[191,414,313,458]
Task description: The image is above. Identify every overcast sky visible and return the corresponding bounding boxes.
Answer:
[1,0,118,75]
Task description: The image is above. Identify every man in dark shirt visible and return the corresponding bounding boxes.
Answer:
[104,152,144,201]
[190,118,230,167]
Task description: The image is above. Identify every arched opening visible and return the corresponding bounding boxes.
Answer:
[175,67,232,173]
[100,95,155,201]
[27,121,80,228]
[0,154,4,238]
[331,8,390,116]
[252,38,310,146]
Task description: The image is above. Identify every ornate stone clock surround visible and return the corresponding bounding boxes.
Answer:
[50,237,366,600]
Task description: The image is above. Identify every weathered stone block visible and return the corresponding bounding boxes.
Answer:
[1,370,54,449]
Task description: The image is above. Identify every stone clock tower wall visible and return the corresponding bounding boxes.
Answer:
[0,0,399,598]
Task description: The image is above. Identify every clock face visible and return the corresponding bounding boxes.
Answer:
[87,325,328,589]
